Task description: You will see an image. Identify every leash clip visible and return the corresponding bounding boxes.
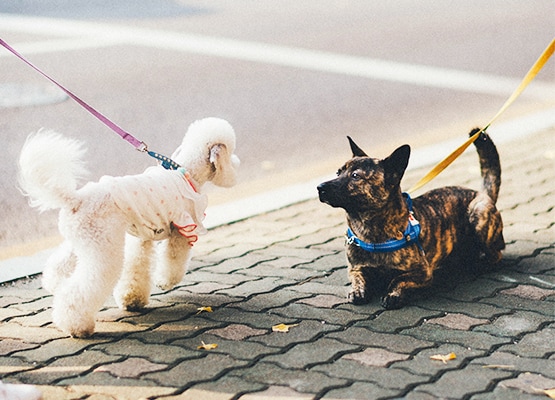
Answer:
[137,142,148,152]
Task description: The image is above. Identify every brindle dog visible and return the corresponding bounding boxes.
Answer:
[317,129,504,309]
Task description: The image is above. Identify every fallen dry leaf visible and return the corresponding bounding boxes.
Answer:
[197,341,218,350]
[542,388,555,399]
[271,323,299,333]
[196,306,213,315]
[430,352,457,364]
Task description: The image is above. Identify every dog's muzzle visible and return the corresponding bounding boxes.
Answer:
[317,182,331,204]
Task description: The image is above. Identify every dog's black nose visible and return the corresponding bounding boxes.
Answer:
[317,183,329,203]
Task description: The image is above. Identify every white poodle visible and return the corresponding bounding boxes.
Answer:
[18,117,240,338]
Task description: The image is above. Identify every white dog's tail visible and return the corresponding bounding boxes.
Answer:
[18,130,88,211]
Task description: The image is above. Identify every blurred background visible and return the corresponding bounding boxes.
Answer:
[0,1,553,263]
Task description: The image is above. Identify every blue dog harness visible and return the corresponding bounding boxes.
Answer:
[346,193,423,253]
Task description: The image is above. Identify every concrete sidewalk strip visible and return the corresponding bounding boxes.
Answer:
[0,128,554,399]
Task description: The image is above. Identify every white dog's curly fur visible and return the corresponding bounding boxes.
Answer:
[18,117,239,338]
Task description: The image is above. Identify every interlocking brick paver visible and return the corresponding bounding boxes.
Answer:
[207,324,266,341]
[481,292,555,316]
[500,284,555,300]
[240,385,312,399]
[249,319,340,348]
[0,339,39,356]
[229,361,348,393]
[400,323,510,351]
[123,316,223,345]
[297,294,346,308]
[263,337,359,369]
[391,343,485,377]
[1,128,553,399]
[413,365,514,399]
[164,387,236,400]
[503,239,546,258]
[159,290,242,309]
[313,357,428,389]
[321,381,398,399]
[473,310,549,337]
[0,322,66,343]
[97,339,196,364]
[172,334,279,361]
[425,313,489,330]
[355,306,443,333]
[182,376,267,399]
[10,337,108,364]
[179,281,234,294]
[416,297,508,319]
[272,302,370,326]
[95,357,168,378]
[238,262,315,281]
[232,289,312,312]
[498,373,555,395]
[56,370,160,388]
[0,356,37,375]
[470,351,555,379]
[146,353,247,387]
[342,347,409,367]
[0,307,28,321]
[201,253,275,275]
[37,384,177,400]
[328,327,434,354]
[214,276,288,298]
[204,308,284,331]
[436,277,516,301]
[497,325,555,357]
[11,350,121,385]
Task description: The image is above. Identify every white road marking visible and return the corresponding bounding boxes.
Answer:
[0,14,553,99]
[0,37,129,55]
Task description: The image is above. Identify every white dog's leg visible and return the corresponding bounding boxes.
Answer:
[113,235,154,311]
[51,223,126,338]
[42,240,76,293]
[154,233,192,290]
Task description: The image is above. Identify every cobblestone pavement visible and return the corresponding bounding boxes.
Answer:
[1,128,554,400]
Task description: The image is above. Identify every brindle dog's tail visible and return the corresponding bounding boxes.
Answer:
[471,128,501,204]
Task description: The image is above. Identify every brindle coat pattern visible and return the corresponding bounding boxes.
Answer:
[317,129,504,309]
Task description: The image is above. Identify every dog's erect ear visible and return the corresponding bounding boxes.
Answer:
[383,144,411,183]
[347,136,368,157]
[209,143,239,187]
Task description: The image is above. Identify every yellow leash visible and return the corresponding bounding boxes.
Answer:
[408,38,555,194]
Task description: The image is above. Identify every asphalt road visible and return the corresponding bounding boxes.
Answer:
[1,1,553,253]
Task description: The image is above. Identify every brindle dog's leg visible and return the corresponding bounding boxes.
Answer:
[348,264,370,304]
[348,266,387,304]
[468,193,505,264]
[382,262,433,309]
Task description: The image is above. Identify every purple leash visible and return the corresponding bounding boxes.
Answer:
[0,38,181,169]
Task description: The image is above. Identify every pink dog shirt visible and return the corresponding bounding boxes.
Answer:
[100,167,207,243]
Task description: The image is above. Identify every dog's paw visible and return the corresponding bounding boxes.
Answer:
[348,288,370,305]
[53,308,95,338]
[155,279,178,291]
[120,298,148,312]
[114,291,149,311]
[381,292,404,310]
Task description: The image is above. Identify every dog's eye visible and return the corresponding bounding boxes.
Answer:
[351,172,361,180]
